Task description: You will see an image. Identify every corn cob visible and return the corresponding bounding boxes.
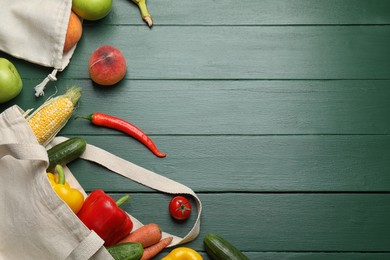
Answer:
[27,86,81,146]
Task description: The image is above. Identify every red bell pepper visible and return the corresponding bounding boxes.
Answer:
[77,190,133,246]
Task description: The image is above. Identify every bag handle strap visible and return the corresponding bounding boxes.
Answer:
[52,137,202,247]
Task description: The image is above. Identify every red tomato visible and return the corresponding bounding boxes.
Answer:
[169,196,192,220]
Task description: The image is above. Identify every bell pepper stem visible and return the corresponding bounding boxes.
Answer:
[55,164,66,185]
[116,195,131,207]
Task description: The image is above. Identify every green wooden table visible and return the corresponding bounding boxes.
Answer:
[1,0,390,259]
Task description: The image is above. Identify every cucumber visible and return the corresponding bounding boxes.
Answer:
[106,242,144,260]
[204,233,249,260]
[47,137,87,172]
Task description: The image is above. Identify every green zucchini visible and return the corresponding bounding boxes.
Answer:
[204,233,249,260]
[47,137,87,172]
[106,242,144,260]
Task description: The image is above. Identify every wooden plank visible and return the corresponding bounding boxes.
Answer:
[226,253,390,260]
[66,135,390,192]
[52,25,390,80]
[3,79,390,135]
[111,193,390,252]
[192,252,390,260]
[156,252,390,260]
[2,25,390,80]
[100,0,390,25]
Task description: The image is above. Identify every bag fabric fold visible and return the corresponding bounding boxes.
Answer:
[0,0,72,69]
[0,0,78,97]
[0,106,113,260]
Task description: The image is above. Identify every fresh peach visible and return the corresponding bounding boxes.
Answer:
[63,11,82,53]
[88,45,127,86]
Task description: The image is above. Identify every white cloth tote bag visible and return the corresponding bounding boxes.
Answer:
[0,105,202,259]
[0,0,76,97]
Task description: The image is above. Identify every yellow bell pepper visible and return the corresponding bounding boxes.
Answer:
[47,164,84,214]
[161,247,203,260]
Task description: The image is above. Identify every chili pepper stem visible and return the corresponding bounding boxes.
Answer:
[116,195,131,207]
[74,114,93,121]
[55,164,66,185]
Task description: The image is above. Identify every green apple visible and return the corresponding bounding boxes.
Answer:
[0,58,23,104]
[72,0,112,21]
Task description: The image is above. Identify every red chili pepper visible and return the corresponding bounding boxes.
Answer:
[77,190,133,246]
[78,112,166,158]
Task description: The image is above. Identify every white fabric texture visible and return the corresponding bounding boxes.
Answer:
[0,105,202,259]
[0,0,78,96]
[0,0,72,69]
[0,106,113,260]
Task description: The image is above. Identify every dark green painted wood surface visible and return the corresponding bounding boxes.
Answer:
[7,79,390,135]
[102,0,390,25]
[8,26,390,80]
[65,135,390,192]
[114,193,390,251]
[1,0,390,259]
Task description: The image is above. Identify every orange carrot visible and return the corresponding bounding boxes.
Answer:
[118,223,162,248]
[140,237,173,260]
